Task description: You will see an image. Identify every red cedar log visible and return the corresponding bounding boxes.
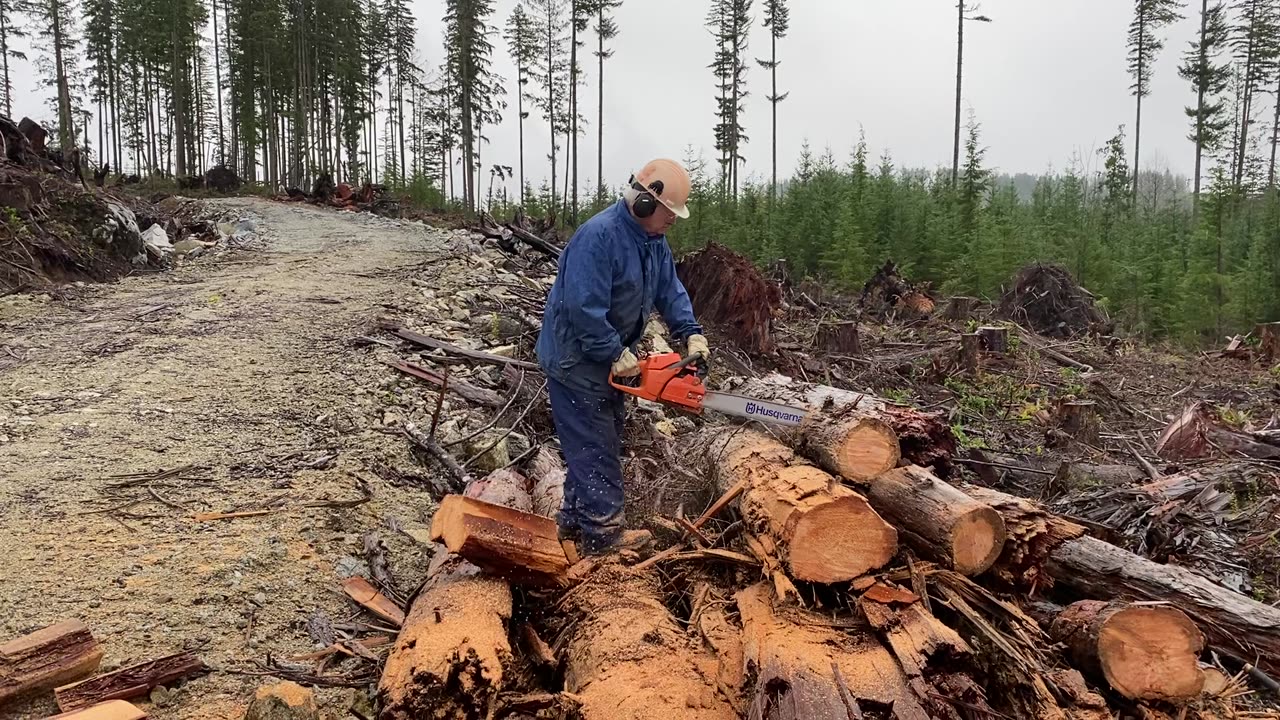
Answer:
[0,620,102,705]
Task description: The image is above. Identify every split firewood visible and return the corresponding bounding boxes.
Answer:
[0,619,102,705]
[864,465,1006,576]
[53,652,206,712]
[1155,401,1280,461]
[728,373,956,473]
[379,465,551,720]
[693,428,897,583]
[736,582,935,720]
[49,700,146,720]
[1049,600,1204,703]
[561,562,734,720]
[963,485,1280,675]
[340,577,405,627]
[429,495,571,587]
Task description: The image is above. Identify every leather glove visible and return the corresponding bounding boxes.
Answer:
[687,334,710,360]
[612,348,641,378]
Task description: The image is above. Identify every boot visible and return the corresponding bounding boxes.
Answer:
[584,529,653,557]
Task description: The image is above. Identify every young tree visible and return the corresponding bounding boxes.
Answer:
[755,0,788,207]
[505,4,539,205]
[593,0,620,207]
[1127,0,1184,202]
[1179,0,1233,209]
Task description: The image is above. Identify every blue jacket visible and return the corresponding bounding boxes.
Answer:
[536,200,702,395]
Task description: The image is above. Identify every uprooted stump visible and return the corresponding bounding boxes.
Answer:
[676,242,781,354]
[998,263,1112,338]
[859,260,935,321]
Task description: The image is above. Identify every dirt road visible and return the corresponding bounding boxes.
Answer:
[0,198,461,718]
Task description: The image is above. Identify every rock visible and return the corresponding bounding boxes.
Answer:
[149,685,173,707]
[334,555,369,578]
[451,306,470,322]
[488,344,517,358]
[465,430,510,474]
[244,681,319,720]
[474,314,525,343]
[174,238,205,256]
[506,431,531,458]
[141,224,173,260]
[382,409,403,427]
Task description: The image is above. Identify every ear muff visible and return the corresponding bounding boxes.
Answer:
[630,177,665,218]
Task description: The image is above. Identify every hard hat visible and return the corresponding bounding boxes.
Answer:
[633,159,691,219]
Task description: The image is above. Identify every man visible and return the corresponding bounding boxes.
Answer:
[535,158,709,556]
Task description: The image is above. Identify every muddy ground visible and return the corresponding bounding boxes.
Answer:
[0,198,466,718]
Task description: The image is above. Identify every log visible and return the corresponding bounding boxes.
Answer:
[1155,402,1280,461]
[384,325,539,370]
[562,563,734,720]
[53,652,206,712]
[963,484,1280,675]
[800,406,901,482]
[943,296,978,321]
[977,326,1008,354]
[735,582,935,720]
[728,373,956,474]
[429,495,571,587]
[695,429,897,583]
[385,360,504,408]
[49,700,146,720]
[866,465,1005,576]
[527,446,566,518]
[0,620,102,705]
[1049,600,1204,702]
[1259,321,1280,362]
[960,334,981,374]
[378,466,550,720]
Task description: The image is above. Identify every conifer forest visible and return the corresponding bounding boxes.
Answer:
[5,0,1280,344]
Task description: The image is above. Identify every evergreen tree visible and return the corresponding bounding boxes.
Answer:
[593,0,620,207]
[29,0,82,150]
[445,0,504,213]
[525,0,569,219]
[505,4,539,205]
[706,0,751,202]
[755,0,788,208]
[1179,0,1233,209]
[0,0,29,120]
[1127,0,1184,202]
[1230,0,1280,192]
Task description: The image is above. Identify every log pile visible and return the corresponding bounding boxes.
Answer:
[367,360,1280,720]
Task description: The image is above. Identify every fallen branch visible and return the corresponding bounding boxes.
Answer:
[53,652,207,712]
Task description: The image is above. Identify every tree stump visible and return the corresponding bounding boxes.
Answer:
[943,296,978,321]
[960,334,982,374]
[977,326,1008,354]
[815,321,861,354]
[1258,322,1280,362]
[1055,400,1099,446]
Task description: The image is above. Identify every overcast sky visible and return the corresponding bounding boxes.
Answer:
[9,0,1208,194]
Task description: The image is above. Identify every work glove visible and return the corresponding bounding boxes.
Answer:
[687,334,710,360]
[612,347,641,378]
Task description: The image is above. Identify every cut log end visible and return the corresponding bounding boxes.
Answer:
[1096,607,1204,702]
[1052,600,1205,703]
[788,493,898,583]
[951,505,1006,576]
[826,420,901,481]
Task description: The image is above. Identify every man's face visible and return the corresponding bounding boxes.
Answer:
[638,202,677,235]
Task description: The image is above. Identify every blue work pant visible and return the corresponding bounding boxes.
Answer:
[546,376,626,554]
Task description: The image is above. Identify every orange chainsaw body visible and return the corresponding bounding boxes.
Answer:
[609,352,706,413]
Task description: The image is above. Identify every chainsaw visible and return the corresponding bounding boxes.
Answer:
[609,352,810,427]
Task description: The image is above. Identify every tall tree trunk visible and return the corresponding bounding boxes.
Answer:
[212,0,225,163]
[546,18,556,214]
[51,0,75,150]
[1270,73,1280,188]
[596,9,604,208]
[570,0,578,223]
[770,25,777,209]
[172,21,188,178]
[1132,11,1146,203]
[1,9,12,118]
[518,56,526,206]
[952,0,964,186]
[1193,0,1208,216]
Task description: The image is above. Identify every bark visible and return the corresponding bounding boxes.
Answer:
[429,495,571,587]
[815,321,860,354]
[0,620,102,704]
[960,333,981,374]
[963,484,1280,674]
[53,652,206,712]
[378,466,550,720]
[528,446,565,518]
[1259,322,1280,362]
[562,563,735,720]
[1054,400,1100,446]
[977,326,1008,354]
[693,428,897,584]
[728,373,955,474]
[866,465,1005,576]
[1049,600,1204,702]
[736,583,933,720]
[943,296,977,321]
